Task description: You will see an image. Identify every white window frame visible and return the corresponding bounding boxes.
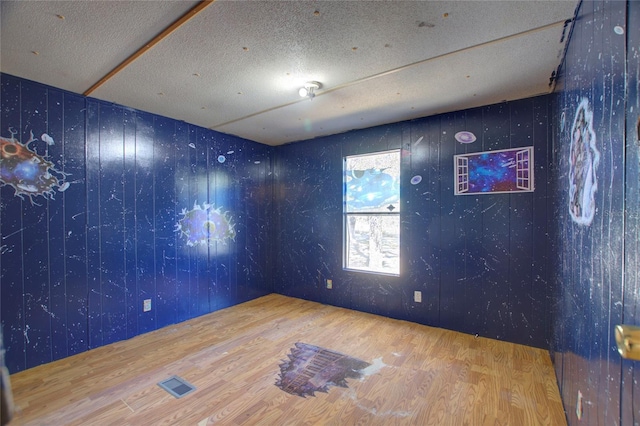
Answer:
[343,150,400,276]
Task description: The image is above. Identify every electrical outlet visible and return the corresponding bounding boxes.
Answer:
[576,390,583,420]
[414,291,422,303]
[326,279,333,289]
[143,299,152,312]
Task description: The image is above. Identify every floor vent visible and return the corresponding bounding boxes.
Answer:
[158,375,196,398]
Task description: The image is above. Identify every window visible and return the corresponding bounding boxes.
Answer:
[456,156,469,194]
[344,150,400,275]
[516,148,532,190]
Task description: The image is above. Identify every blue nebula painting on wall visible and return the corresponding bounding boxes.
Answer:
[568,98,599,226]
[345,167,400,211]
[176,202,236,247]
[0,128,70,202]
[454,146,534,195]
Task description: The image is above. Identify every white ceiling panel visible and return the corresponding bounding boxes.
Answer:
[0,0,578,146]
[0,1,199,94]
[215,20,568,144]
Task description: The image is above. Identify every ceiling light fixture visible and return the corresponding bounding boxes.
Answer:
[299,81,321,100]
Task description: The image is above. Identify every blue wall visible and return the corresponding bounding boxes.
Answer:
[551,0,638,424]
[0,74,273,374]
[273,95,554,349]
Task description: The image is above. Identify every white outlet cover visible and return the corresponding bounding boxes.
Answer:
[414,291,422,303]
[143,299,152,312]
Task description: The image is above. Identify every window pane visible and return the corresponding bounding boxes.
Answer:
[345,151,400,213]
[346,214,399,275]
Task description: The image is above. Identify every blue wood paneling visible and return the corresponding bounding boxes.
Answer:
[479,103,512,342]
[135,111,158,334]
[62,93,88,357]
[174,122,192,323]
[45,88,66,362]
[123,108,137,338]
[20,82,52,369]
[98,104,127,346]
[551,1,630,424]
[1,75,27,372]
[438,112,463,334]
[85,99,103,349]
[622,2,640,425]
[213,134,236,310]
[154,115,178,329]
[0,75,273,374]
[531,97,552,348]
[404,116,441,325]
[191,129,210,317]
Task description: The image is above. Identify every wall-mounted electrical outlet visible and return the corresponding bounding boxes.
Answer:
[143,299,152,312]
[414,291,422,303]
[326,279,333,289]
[576,390,583,420]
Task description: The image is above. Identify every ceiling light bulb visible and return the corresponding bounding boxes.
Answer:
[299,81,321,99]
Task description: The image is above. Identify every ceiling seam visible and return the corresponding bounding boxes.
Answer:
[210,19,570,131]
[83,0,215,97]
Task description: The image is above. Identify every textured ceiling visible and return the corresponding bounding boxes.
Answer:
[0,1,578,146]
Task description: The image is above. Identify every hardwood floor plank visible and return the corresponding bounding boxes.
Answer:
[9,294,567,425]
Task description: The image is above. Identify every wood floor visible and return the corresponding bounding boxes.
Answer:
[8,294,566,425]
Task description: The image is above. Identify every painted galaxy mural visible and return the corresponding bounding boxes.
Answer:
[176,202,236,246]
[568,98,599,226]
[276,343,370,398]
[345,167,400,211]
[0,128,69,202]
[454,146,534,195]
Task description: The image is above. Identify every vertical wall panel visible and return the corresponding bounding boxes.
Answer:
[209,135,231,310]
[622,2,640,425]
[235,144,257,303]
[438,111,463,333]
[135,112,157,333]
[174,122,192,322]
[123,109,137,338]
[206,136,219,310]
[226,140,241,308]
[507,100,534,345]
[46,88,67,362]
[457,107,486,337]
[153,116,177,329]
[186,126,200,317]
[20,82,52,368]
[531,97,551,349]
[478,103,511,342]
[405,116,441,325]
[397,124,413,320]
[62,93,88,357]
[86,99,102,349]
[193,129,211,316]
[98,105,127,345]
[0,75,26,372]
